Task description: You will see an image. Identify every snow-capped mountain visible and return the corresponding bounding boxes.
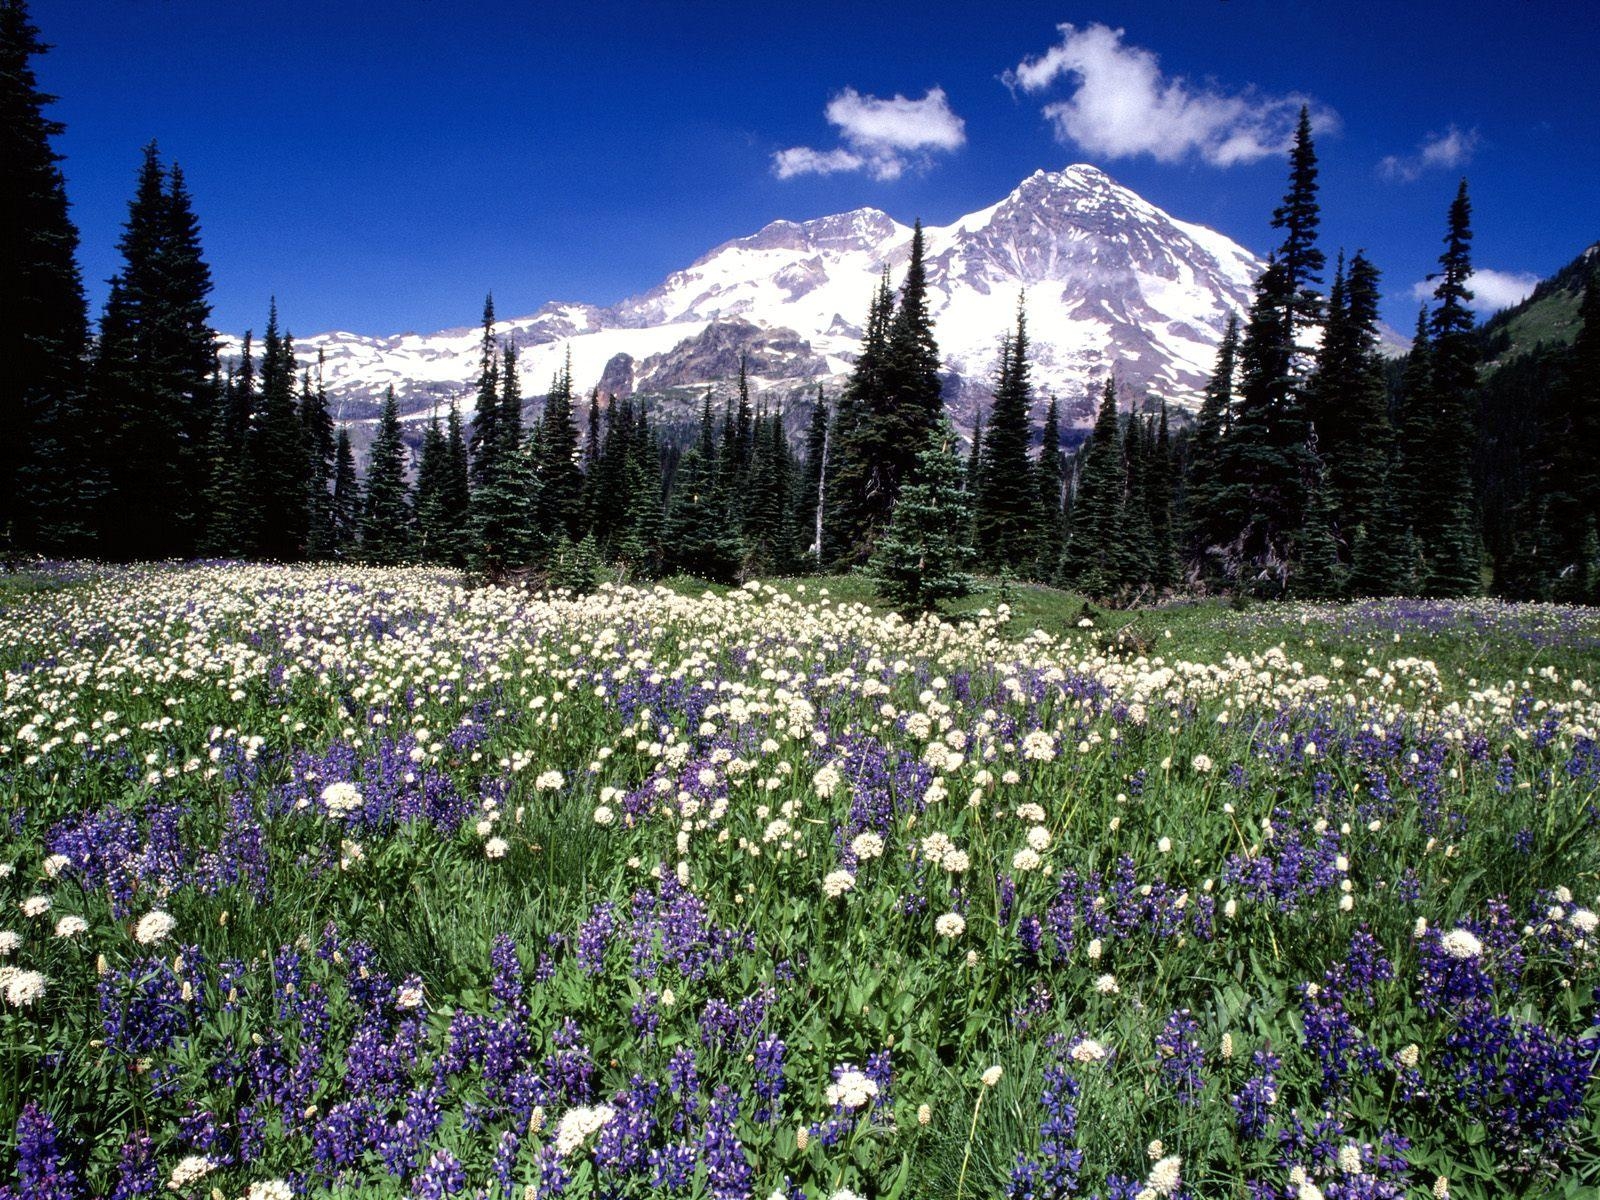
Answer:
[221,165,1263,437]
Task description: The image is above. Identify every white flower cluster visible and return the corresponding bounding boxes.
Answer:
[826,1069,879,1110]
[554,1103,616,1156]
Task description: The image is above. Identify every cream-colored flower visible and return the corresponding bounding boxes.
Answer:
[134,910,176,945]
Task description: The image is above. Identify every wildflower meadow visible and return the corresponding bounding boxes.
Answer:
[3,563,1600,1200]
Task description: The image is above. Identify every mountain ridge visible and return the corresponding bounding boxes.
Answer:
[220,164,1265,436]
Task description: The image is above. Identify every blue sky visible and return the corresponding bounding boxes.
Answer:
[32,0,1600,338]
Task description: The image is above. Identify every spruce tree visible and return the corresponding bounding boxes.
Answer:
[1294,447,1343,599]
[823,270,895,562]
[90,144,217,558]
[973,303,1039,573]
[301,353,337,559]
[330,426,361,556]
[360,387,412,564]
[202,339,254,557]
[441,400,470,565]
[870,417,974,613]
[880,220,943,490]
[1544,272,1600,598]
[2,0,92,553]
[1308,250,1392,550]
[413,410,453,564]
[249,301,308,558]
[1117,415,1156,592]
[1418,181,1483,597]
[532,352,582,551]
[468,295,500,491]
[1182,315,1238,575]
[1061,380,1127,599]
[1271,106,1326,364]
[1034,396,1067,581]
[1148,404,1179,591]
[664,395,740,582]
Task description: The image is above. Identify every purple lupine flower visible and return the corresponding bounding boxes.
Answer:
[2,1103,81,1200]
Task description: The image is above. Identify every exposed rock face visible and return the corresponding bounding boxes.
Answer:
[219,165,1264,439]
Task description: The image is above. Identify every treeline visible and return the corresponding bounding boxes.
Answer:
[6,0,1599,604]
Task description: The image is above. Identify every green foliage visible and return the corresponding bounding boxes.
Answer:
[870,417,974,612]
[973,302,1039,572]
[359,387,412,564]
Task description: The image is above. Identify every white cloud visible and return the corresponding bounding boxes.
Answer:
[1379,126,1479,182]
[1409,267,1541,314]
[1003,23,1335,167]
[773,86,966,181]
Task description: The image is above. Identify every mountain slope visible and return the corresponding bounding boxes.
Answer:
[221,165,1264,436]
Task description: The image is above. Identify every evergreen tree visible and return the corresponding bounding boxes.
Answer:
[532,352,582,553]
[973,303,1039,572]
[1149,403,1179,590]
[1544,272,1600,598]
[879,220,943,488]
[870,417,974,613]
[823,270,895,562]
[468,344,533,578]
[360,387,412,564]
[1117,414,1155,592]
[1308,250,1392,550]
[616,403,664,578]
[742,407,794,576]
[468,294,500,491]
[1392,307,1432,526]
[248,301,308,558]
[2,0,92,553]
[330,426,361,555]
[1182,315,1238,574]
[301,352,337,559]
[413,409,453,564]
[1294,447,1343,598]
[441,400,470,565]
[1062,380,1127,599]
[1417,180,1483,597]
[202,338,254,556]
[89,143,217,558]
[1271,106,1326,364]
[664,395,740,582]
[1034,395,1068,581]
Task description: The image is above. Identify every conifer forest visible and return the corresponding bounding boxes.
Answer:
[5,3,1600,1200]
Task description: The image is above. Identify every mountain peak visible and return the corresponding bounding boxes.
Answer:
[229,167,1265,436]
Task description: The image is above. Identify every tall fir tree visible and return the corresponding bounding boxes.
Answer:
[360,387,411,564]
[468,294,500,491]
[1034,395,1067,581]
[1061,379,1126,599]
[870,417,974,613]
[2,0,93,553]
[1307,250,1392,552]
[1541,272,1600,600]
[202,337,254,556]
[533,352,583,552]
[329,426,361,556]
[413,409,453,564]
[878,219,943,496]
[248,301,309,559]
[1148,404,1179,591]
[1417,180,1483,597]
[664,394,740,582]
[300,352,337,558]
[1182,314,1238,575]
[973,303,1039,573]
[89,143,217,558]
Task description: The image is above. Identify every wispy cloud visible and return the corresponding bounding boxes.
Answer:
[1379,126,1480,182]
[1410,267,1540,314]
[773,87,966,181]
[1003,23,1335,167]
